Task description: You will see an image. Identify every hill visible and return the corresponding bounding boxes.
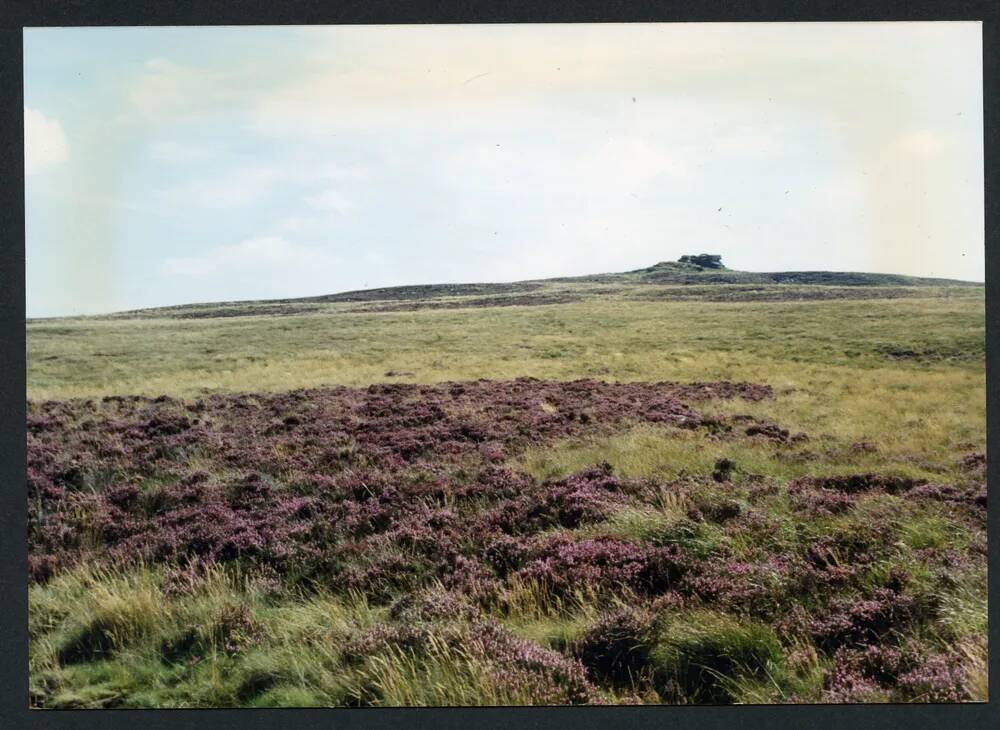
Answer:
[26,253,986,708]
[89,255,982,321]
[26,253,984,400]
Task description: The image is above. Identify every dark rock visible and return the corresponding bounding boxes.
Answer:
[712,458,736,482]
[678,254,724,269]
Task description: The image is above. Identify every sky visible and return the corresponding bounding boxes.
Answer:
[24,22,984,317]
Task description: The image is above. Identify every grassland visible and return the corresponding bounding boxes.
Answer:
[27,265,986,707]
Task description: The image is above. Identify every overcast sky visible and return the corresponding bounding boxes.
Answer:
[24,22,983,317]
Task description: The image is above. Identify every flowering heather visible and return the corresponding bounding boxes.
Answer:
[680,556,793,618]
[388,588,479,623]
[787,473,924,496]
[25,377,986,706]
[575,607,655,684]
[514,536,684,595]
[468,621,600,704]
[905,482,987,509]
[27,379,768,579]
[809,588,919,651]
[743,420,808,444]
[341,623,433,666]
[824,667,887,704]
[787,482,857,516]
[896,652,969,703]
[824,644,970,703]
[831,644,912,686]
[342,620,599,705]
[959,452,985,477]
[483,464,633,533]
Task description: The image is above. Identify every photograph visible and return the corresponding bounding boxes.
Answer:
[23,21,986,708]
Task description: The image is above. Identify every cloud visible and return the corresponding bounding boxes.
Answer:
[148,140,213,163]
[164,236,336,276]
[575,136,690,188]
[305,188,354,214]
[159,166,285,209]
[128,57,238,121]
[162,235,348,302]
[24,106,68,175]
[22,23,986,317]
[714,133,776,157]
[159,162,367,211]
[892,130,947,159]
[250,23,962,142]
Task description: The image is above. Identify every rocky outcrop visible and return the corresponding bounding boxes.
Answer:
[678,254,724,269]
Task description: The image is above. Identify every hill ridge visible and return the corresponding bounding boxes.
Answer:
[34,259,983,321]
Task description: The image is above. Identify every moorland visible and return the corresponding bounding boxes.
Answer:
[27,257,986,707]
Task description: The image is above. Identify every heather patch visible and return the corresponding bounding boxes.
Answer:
[574,607,655,686]
[514,535,685,596]
[808,587,920,651]
[28,379,769,581]
[824,644,971,703]
[27,377,986,706]
[343,620,599,705]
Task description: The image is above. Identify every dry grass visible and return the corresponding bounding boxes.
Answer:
[26,288,985,707]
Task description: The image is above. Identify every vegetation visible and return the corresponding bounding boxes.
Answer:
[27,266,985,706]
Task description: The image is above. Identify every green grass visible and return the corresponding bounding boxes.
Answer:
[27,281,986,706]
[28,296,983,398]
[28,294,984,485]
[517,420,974,495]
[30,564,606,708]
[648,610,787,704]
[30,562,386,708]
[28,294,985,482]
[487,578,604,653]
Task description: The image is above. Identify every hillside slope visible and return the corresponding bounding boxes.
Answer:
[90,256,981,321]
